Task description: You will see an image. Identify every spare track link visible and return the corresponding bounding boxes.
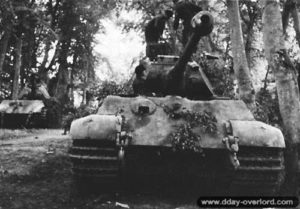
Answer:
[69,139,119,185]
[229,146,285,196]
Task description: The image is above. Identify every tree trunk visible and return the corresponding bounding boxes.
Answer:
[227,0,256,110]
[55,67,69,104]
[282,0,293,34]
[38,39,51,83]
[0,26,12,87]
[242,3,258,68]
[290,0,300,48]
[69,53,77,105]
[262,0,300,195]
[82,88,87,105]
[81,54,89,105]
[54,41,70,105]
[12,37,23,100]
[69,68,74,104]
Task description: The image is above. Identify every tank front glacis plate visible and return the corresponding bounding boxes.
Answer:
[97,95,260,148]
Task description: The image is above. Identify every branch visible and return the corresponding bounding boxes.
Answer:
[13,5,59,40]
[277,49,298,80]
[37,18,59,40]
[46,42,60,71]
[239,5,250,25]
[208,35,223,53]
[137,1,155,16]
[263,65,270,91]
[40,39,51,71]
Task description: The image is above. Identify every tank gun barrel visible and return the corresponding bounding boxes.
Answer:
[171,11,214,78]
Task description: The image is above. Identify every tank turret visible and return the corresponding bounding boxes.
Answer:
[133,11,215,100]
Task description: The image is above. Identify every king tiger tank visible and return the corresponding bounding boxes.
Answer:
[0,74,61,128]
[69,11,285,195]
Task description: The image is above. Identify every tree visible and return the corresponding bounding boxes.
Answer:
[261,0,300,195]
[0,26,12,86]
[11,0,29,99]
[44,0,115,104]
[0,0,115,104]
[226,0,256,110]
[239,0,261,67]
[12,37,23,99]
[282,0,300,45]
[0,1,13,91]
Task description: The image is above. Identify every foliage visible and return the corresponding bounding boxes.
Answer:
[74,104,97,118]
[89,80,134,101]
[61,78,134,127]
[167,109,218,133]
[196,53,235,98]
[0,83,10,100]
[254,88,282,128]
[170,123,203,152]
[165,108,217,152]
[0,0,116,104]
[119,0,173,31]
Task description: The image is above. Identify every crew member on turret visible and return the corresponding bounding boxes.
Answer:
[133,62,148,95]
[145,10,173,59]
[173,0,202,46]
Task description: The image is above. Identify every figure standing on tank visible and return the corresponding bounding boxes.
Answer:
[133,58,152,95]
[145,10,173,60]
[133,64,147,95]
[173,0,202,46]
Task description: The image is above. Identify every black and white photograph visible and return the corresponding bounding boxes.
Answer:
[0,0,300,208]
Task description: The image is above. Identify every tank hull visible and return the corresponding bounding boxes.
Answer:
[0,99,60,128]
[69,96,285,195]
[0,112,47,128]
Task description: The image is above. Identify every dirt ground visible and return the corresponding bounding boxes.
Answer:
[0,129,200,209]
[0,129,299,209]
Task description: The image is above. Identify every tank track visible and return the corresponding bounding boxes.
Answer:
[229,146,285,196]
[69,139,120,189]
[69,141,285,195]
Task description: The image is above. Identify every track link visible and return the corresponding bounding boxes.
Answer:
[229,146,285,196]
[69,139,119,187]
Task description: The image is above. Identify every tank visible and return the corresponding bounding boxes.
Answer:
[0,76,61,128]
[69,11,285,195]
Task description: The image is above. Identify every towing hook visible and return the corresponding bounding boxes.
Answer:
[117,131,133,167]
[223,136,239,153]
[223,135,240,169]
